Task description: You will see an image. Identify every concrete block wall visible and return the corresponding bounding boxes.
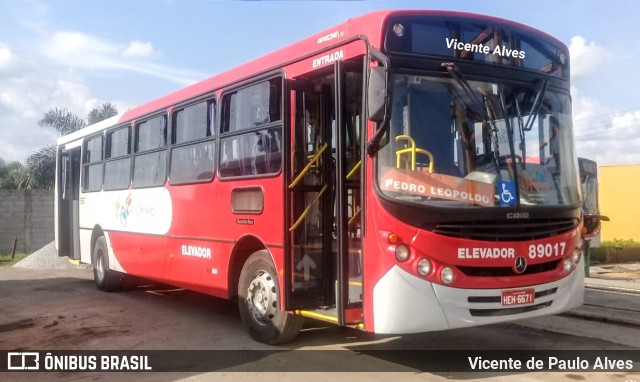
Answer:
[0,190,54,254]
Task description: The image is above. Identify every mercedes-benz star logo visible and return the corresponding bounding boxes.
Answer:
[514,256,527,274]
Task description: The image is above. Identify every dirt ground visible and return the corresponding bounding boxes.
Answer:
[1,267,639,382]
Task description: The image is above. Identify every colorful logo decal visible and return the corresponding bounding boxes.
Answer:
[107,189,171,235]
[114,193,132,227]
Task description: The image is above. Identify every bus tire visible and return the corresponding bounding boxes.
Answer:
[93,236,122,292]
[238,250,304,344]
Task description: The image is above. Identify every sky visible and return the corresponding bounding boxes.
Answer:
[0,0,638,166]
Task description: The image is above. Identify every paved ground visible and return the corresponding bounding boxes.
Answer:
[585,262,640,302]
[2,244,640,381]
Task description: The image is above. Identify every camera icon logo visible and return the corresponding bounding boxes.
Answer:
[7,352,40,370]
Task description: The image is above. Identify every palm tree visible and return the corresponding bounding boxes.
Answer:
[38,108,86,135]
[21,145,57,189]
[22,103,119,189]
[87,102,118,125]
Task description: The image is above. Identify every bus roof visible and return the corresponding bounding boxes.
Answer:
[57,112,125,146]
[57,9,564,146]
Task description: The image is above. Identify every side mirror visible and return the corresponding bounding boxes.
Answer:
[367,67,387,122]
[582,213,609,239]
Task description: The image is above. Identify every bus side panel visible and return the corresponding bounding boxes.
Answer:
[79,227,93,265]
[78,191,102,263]
[163,182,222,294]
[215,175,285,296]
[80,187,172,279]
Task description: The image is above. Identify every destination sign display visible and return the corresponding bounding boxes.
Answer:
[384,16,569,78]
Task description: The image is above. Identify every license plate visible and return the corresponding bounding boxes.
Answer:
[501,288,535,306]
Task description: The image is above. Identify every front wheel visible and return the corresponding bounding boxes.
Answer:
[237,250,304,344]
[93,236,124,292]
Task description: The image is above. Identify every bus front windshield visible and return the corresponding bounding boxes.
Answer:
[377,74,579,208]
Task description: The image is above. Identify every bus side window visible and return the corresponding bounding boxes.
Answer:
[82,135,104,192]
[169,100,216,185]
[220,137,244,177]
[219,77,283,178]
[103,126,131,191]
[133,115,168,188]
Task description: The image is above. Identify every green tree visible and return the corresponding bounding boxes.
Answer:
[21,145,57,189]
[22,103,119,189]
[38,108,87,136]
[87,102,118,125]
[0,158,27,189]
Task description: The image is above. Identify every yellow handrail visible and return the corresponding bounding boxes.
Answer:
[346,160,361,180]
[395,135,417,170]
[348,208,361,226]
[289,142,328,189]
[289,184,328,232]
[415,148,434,173]
[395,135,434,173]
[396,147,416,170]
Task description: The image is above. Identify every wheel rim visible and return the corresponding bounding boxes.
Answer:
[246,270,277,325]
[96,250,105,282]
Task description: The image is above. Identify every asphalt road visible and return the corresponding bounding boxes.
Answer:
[1,267,639,382]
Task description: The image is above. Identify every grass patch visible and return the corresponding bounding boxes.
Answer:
[589,239,640,264]
[0,252,28,267]
[589,246,605,262]
[600,239,640,248]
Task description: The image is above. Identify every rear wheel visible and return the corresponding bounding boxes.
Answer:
[93,236,124,292]
[238,250,304,344]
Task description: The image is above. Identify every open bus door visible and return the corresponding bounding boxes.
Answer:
[285,58,364,326]
[579,157,609,238]
[578,157,610,276]
[57,146,81,259]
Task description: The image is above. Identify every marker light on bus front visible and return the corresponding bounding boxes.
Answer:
[417,258,433,276]
[395,244,410,262]
[563,258,573,273]
[441,266,455,284]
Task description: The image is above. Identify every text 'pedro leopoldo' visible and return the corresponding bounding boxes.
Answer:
[468,356,634,371]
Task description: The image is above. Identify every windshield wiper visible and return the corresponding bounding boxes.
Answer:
[482,93,501,173]
[513,79,549,171]
[513,95,526,170]
[442,62,501,173]
[441,62,482,105]
[499,91,521,205]
[523,79,548,132]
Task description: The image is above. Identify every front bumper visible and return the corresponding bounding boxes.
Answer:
[372,257,584,334]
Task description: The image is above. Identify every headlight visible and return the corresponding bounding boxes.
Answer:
[395,244,410,262]
[417,258,432,276]
[572,248,582,264]
[563,258,573,272]
[441,266,455,284]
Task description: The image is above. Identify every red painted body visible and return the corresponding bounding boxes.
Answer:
[65,10,580,334]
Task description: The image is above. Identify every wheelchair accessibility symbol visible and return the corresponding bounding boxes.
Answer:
[498,181,516,206]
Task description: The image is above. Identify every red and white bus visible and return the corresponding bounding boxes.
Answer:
[55,10,585,344]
